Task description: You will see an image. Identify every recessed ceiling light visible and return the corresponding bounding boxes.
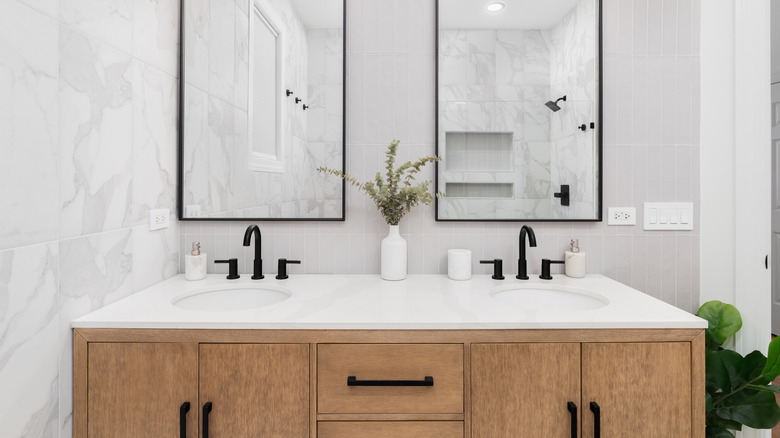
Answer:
[486,2,505,12]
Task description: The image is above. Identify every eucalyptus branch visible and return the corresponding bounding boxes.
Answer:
[317,139,441,226]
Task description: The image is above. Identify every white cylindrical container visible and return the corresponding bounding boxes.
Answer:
[381,225,407,280]
[565,239,587,278]
[185,242,207,281]
[448,249,472,280]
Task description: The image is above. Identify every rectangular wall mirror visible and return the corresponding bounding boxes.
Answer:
[179,0,345,220]
[436,0,602,221]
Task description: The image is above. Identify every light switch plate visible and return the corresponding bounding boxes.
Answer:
[149,208,170,230]
[643,202,693,230]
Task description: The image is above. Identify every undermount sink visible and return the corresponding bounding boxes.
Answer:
[172,285,292,311]
[490,283,609,312]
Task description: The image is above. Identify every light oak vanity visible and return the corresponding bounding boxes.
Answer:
[72,275,705,437]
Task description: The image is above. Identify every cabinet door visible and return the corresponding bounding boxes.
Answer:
[582,342,691,437]
[88,342,198,438]
[472,343,581,438]
[199,344,309,437]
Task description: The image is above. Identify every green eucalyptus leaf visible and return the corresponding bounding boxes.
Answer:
[697,301,742,349]
[746,384,780,393]
[705,425,735,438]
[714,389,780,429]
[762,336,780,381]
[706,392,714,412]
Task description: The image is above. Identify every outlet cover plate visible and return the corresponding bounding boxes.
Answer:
[608,207,636,225]
[149,208,170,230]
[185,205,201,218]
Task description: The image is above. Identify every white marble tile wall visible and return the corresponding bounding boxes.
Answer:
[0,0,180,436]
[182,0,701,315]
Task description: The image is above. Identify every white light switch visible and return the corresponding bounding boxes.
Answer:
[643,202,694,230]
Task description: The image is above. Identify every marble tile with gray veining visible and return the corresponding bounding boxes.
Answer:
[184,0,210,92]
[132,61,177,226]
[59,29,134,238]
[0,2,60,251]
[133,0,180,77]
[60,0,132,54]
[0,243,59,438]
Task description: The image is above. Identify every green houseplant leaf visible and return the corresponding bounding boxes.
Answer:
[697,301,742,349]
[762,336,780,381]
[713,389,780,429]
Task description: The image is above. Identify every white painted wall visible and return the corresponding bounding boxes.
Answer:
[701,0,772,436]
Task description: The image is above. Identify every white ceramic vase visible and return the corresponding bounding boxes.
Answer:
[381,225,407,280]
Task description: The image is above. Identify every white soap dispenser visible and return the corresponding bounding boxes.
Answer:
[565,239,587,278]
[185,242,207,281]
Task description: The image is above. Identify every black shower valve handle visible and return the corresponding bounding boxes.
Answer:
[286,89,294,96]
[578,124,588,131]
[295,97,302,104]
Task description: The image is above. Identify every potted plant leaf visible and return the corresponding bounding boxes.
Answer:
[318,139,440,280]
[697,300,780,437]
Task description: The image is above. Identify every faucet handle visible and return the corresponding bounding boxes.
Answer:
[215,259,240,280]
[539,259,565,280]
[276,258,301,280]
[480,259,505,280]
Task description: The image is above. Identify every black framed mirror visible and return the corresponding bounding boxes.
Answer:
[435,0,602,221]
[178,0,346,221]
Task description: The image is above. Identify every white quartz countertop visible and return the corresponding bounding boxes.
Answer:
[72,274,706,329]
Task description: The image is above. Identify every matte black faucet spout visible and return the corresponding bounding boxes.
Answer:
[517,225,537,280]
[243,224,264,279]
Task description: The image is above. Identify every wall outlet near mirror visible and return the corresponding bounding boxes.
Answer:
[608,207,636,225]
[149,208,170,231]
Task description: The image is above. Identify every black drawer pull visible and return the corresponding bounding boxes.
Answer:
[202,402,212,438]
[179,402,190,438]
[347,376,434,386]
[567,401,577,438]
[590,401,601,438]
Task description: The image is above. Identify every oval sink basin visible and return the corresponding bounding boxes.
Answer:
[490,284,608,311]
[172,285,292,311]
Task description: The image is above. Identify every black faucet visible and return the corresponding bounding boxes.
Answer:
[517,225,537,280]
[540,259,565,280]
[480,259,505,280]
[276,258,301,280]
[243,224,264,279]
[214,259,240,280]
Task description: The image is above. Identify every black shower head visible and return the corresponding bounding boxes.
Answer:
[545,95,567,112]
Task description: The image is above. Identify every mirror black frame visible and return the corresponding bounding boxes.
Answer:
[434,0,603,222]
[177,0,347,222]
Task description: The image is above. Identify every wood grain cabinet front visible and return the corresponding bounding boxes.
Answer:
[318,421,464,438]
[472,342,695,438]
[83,342,308,438]
[317,343,464,414]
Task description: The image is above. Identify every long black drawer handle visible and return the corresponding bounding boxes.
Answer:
[347,376,434,386]
[203,402,213,438]
[179,402,190,438]
[567,402,577,438]
[590,401,601,438]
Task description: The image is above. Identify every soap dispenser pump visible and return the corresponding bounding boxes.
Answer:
[564,239,587,278]
[185,242,207,281]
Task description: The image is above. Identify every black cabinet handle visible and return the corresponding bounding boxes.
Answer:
[567,402,577,438]
[179,402,190,438]
[202,402,213,438]
[590,401,601,438]
[347,376,434,386]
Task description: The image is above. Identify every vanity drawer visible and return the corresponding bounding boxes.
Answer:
[317,344,464,414]
[318,421,464,438]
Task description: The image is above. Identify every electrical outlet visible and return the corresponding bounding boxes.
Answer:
[185,205,201,218]
[149,208,170,230]
[608,207,636,225]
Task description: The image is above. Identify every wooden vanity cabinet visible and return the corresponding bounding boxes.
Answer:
[472,342,696,438]
[74,329,703,438]
[79,338,308,438]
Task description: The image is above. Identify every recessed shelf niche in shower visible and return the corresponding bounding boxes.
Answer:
[445,183,514,199]
[445,132,514,172]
